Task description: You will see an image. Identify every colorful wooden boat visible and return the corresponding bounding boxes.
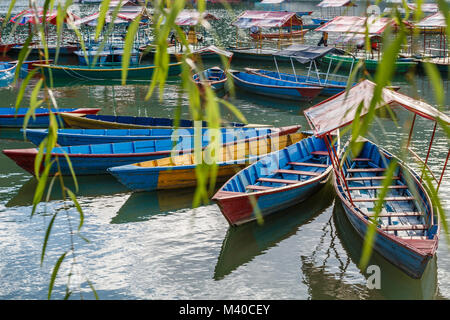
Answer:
[32,62,182,81]
[245,68,349,97]
[212,134,337,226]
[193,67,228,92]
[229,70,323,101]
[0,62,17,87]
[59,113,266,129]
[303,79,448,278]
[24,127,281,146]
[4,126,289,176]
[0,107,100,128]
[321,53,417,73]
[249,29,308,40]
[107,128,305,192]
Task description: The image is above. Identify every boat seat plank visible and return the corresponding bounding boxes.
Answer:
[257,177,299,184]
[346,176,400,181]
[380,224,428,231]
[274,169,321,176]
[288,161,328,168]
[246,185,274,191]
[347,168,386,173]
[366,211,423,217]
[349,185,408,190]
[353,196,415,202]
[352,158,371,161]
[310,151,329,156]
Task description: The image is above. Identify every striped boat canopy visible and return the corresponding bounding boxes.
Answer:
[260,0,285,4]
[10,7,79,25]
[192,45,233,58]
[407,3,439,14]
[174,10,219,26]
[416,12,447,28]
[304,80,450,137]
[74,3,151,26]
[317,0,357,7]
[232,10,303,28]
[315,15,404,34]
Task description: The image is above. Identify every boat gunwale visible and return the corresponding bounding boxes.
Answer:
[32,62,182,72]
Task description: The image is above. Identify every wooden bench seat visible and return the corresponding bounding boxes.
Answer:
[288,161,328,168]
[246,185,273,191]
[257,177,298,184]
[379,224,428,231]
[352,158,371,162]
[310,151,329,156]
[352,196,415,202]
[346,176,400,181]
[348,185,408,191]
[366,211,423,217]
[347,168,386,173]
[274,169,321,176]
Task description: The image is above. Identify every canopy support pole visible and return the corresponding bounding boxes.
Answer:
[420,121,437,183]
[290,57,297,82]
[274,56,281,79]
[406,113,417,149]
[314,60,321,85]
[325,55,332,84]
[437,149,450,192]
[307,61,312,81]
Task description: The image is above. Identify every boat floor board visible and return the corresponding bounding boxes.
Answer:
[274,169,321,176]
[257,177,299,184]
[246,185,274,191]
[346,176,400,181]
[349,185,408,190]
[288,161,328,168]
[353,196,415,202]
[380,224,428,231]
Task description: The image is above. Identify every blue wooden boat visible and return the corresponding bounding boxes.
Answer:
[228,70,323,101]
[193,67,228,92]
[4,127,286,176]
[212,134,337,226]
[60,113,252,129]
[0,107,101,128]
[24,127,281,146]
[335,139,440,279]
[107,127,305,192]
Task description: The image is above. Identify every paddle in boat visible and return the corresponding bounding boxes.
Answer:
[59,112,267,129]
[24,126,283,147]
[228,70,323,101]
[4,126,291,176]
[245,44,356,96]
[212,133,338,226]
[107,127,305,192]
[303,79,448,279]
[0,107,100,128]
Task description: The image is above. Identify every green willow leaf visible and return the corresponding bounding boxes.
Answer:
[121,14,141,85]
[41,210,59,266]
[66,188,84,231]
[48,252,67,300]
[95,0,112,40]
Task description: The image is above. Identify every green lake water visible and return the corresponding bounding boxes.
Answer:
[0,1,449,300]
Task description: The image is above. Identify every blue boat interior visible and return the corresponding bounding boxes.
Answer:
[338,141,438,240]
[193,67,226,82]
[254,70,347,88]
[46,128,275,155]
[0,107,80,116]
[84,114,245,127]
[221,136,330,193]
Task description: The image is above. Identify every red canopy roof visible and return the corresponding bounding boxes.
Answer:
[232,10,303,28]
[174,10,219,26]
[304,80,450,137]
[317,0,356,8]
[315,15,404,35]
[416,12,447,28]
[10,7,79,25]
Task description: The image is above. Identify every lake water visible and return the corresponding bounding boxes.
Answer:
[0,1,449,300]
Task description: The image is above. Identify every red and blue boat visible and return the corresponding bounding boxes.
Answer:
[4,127,281,176]
[0,107,100,128]
[304,79,448,278]
[212,134,337,226]
[228,70,323,101]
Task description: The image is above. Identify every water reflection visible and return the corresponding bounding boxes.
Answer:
[111,187,211,224]
[6,175,129,207]
[214,182,335,280]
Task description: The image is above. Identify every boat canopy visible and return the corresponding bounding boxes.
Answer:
[317,0,357,8]
[174,10,219,26]
[304,80,450,137]
[333,33,382,46]
[416,12,447,28]
[232,10,303,28]
[192,45,233,58]
[10,7,80,25]
[273,44,346,64]
[260,0,285,4]
[315,15,403,34]
[407,3,439,14]
[74,3,150,26]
